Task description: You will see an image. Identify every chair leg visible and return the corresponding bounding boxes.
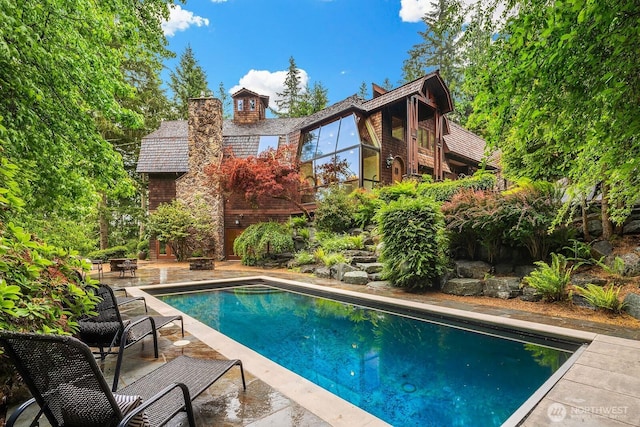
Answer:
[112,346,126,391]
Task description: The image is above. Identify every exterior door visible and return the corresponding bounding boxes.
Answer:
[225,228,245,260]
[155,240,175,260]
[392,157,405,183]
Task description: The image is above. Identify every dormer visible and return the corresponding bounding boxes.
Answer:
[231,88,269,124]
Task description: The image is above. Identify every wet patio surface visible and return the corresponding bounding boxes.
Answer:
[19,260,638,426]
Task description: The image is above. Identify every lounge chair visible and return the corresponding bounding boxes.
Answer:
[77,284,184,390]
[0,331,246,427]
[113,286,148,312]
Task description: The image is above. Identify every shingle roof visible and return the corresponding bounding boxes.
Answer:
[223,135,259,157]
[362,72,453,114]
[297,95,365,130]
[222,117,303,137]
[136,121,189,173]
[444,121,496,166]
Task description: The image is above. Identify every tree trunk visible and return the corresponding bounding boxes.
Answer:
[581,196,591,242]
[601,184,613,240]
[139,179,147,240]
[99,193,109,249]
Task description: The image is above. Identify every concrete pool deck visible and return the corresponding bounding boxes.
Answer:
[91,261,640,426]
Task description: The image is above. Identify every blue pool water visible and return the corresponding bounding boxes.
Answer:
[160,285,574,426]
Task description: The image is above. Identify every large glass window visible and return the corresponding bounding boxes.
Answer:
[300,129,319,162]
[299,114,380,193]
[316,119,341,158]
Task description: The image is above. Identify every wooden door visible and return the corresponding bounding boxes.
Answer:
[392,157,405,183]
[155,240,175,260]
[225,228,245,260]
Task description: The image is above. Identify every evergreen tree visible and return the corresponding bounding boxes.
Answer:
[292,82,329,117]
[168,45,210,119]
[382,78,394,91]
[217,82,233,119]
[402,0,465,96]
[358,81,369,99]
[274,56,303,117]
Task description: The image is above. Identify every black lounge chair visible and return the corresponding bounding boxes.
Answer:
[78,284,184,390]
[0,331,246,427]
[113,287,148,312]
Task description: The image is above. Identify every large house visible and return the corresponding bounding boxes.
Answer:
[137,72,497,260]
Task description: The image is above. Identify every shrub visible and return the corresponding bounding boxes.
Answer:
[375,180,417,203]
[350,188,382,228]
[318,252,349,267]
[316,232,364,252]
[147,197,216,261]
[417,170,496,202]
[293,251,315,266]
[86,245,128,261]
[524,253,574,302]
[233,221,293,266]
[575,284,626,313]
[314,185,356,233]
[376,196,448,289]
[288,216,308,230]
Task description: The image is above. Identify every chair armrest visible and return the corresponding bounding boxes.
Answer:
[117,383,195,427]
[122,315,157,344]
[6,397,43,427]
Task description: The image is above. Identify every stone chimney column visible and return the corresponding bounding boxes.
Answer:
[176,97,225,259]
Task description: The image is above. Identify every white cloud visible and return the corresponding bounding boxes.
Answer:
[399,0,431,23]
[162,5,209,37]
[400,0,507,25]
[229,69,309,113]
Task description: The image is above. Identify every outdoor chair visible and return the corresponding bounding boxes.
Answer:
[113,286,148,313]
[0,331,246,427]
[77,284,184,390]
[118,259,137,277]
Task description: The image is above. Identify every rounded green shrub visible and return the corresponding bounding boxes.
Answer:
[376,196,449,289]
[314,185,356,233]
[233,222,294,266]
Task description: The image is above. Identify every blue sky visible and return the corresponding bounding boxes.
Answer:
[160,0,443,111]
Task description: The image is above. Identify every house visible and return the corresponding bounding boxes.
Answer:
[137,72,498,260]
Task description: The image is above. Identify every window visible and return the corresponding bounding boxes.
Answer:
[299,114,380,191]
[418,128,430,150]
[392,116,404,141]
[237,99,243,111]
[250,99,256,111]
[258,135,279,154]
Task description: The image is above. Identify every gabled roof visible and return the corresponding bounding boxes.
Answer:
[297,95,365,130]
[444,121,496,166]
[223,117,304,137]
[136,121,189,173]
[231,88,269,109]
[362,72,454,114]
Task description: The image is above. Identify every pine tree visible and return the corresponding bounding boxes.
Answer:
[216,82,232,119]
[274,56,303,117]
[168,45,210,119]
[358,81,368,99]
[292,82,329,117]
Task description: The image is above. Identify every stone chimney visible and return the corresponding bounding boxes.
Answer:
[175,97,224,259]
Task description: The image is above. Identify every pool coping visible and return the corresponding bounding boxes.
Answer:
[129,275,599,427]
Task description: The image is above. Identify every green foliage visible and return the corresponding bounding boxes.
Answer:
[316,232,364,252]
[314,185,356,233]
[350,188,382,228]
[293,251,315,266]
[168,45,210,119]
[417,171,496,202]
[313,248,348,267]
[467,0,640,229]
[23,215,98,256]
[0,221,98,334]
[147,197,217,261]
[233,222,294,266]
[0,0,171,222]
[86,246,128,262]
[575,284,626,313]
[524,253,574,302]
[376,196,449,289]
[375,180,417,203]
[441,181,571,262]
[288,216,308,230]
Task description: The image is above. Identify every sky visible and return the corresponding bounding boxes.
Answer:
[159,0,449,111]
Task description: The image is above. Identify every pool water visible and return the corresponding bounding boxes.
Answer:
[160,286,573,426]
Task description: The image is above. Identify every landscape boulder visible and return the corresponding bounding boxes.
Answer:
[342,271,369,285]
[331,263,357,281]
[441,278,483,296]
[455,260,491,279]
[484,277,522,299]
[623,293,640,320]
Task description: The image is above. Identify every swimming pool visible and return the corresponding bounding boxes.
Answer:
[151,278,585,427]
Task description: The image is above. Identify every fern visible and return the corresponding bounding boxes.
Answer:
[575,284,627,313]
[524,253,573,302]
